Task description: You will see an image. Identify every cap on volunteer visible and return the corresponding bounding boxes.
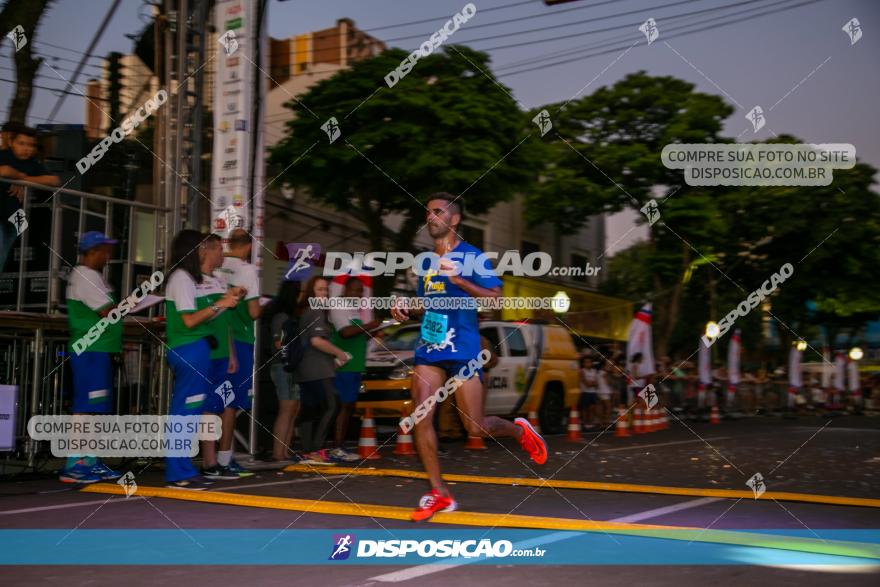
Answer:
[79,231,118,252]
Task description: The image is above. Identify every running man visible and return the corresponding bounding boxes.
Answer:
[390,192,547,522]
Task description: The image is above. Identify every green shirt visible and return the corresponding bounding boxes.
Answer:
[164,269,212,349]
[215,256,260,344]
[66,265,122,353]
[330,318,367,373]
[198,275,231,359]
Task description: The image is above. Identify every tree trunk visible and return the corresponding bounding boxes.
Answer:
[0,0,53,123]
[355,193,396,296]
[358,193,384,253]
[653,242,690,359]
[375,212,422,298]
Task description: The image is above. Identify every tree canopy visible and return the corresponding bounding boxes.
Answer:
[269,45,537,253]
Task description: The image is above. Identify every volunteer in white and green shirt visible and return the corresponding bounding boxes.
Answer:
[196,233,251,480]
[213,228,262,475]
[62,231,124,484]
[164,230,239,490]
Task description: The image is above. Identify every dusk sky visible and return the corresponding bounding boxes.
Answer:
[1,0,877,253]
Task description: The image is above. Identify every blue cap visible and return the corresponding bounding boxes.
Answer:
[79,231,118,252]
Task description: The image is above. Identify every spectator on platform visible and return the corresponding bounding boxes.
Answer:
[0,125,60,270]
[0,121,24,152]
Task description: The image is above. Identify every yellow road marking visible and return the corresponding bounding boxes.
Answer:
[80,482,675,530]
[281,465,880,509]
[81,483,880,560]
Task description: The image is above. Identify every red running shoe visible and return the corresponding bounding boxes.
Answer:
[515,417,548,464]
[411,489,457,522]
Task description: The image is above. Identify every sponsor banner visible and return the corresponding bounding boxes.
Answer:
[0,530,877,565]
[211,0,259,237]
[251,3,267,272]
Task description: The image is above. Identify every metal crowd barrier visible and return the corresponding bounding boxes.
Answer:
[0,178,262,464]
[563,372,823,415]
[0,178,172,465]
[658,378,810,413]
[0,177,169,313]
[0,316,171,466]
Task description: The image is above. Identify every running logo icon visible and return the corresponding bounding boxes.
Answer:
[640,200,660,226]
[842,18,861,45]
[639,18,659,44]
[118,472,138,498]
[215,206,243,231]
[321,117,341,144]
[7,25,27,52]
[218,30,239,55]
[532,110,552,137]
[215,380,235,408]
[638,384,658,409]
[746,472,766,499]
[425,327,456,354]
[329,534,356,560]
[8,209,27,236]
[285,243,320,281]
[746,105,766,133]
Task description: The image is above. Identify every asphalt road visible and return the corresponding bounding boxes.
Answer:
[1,414,878,586]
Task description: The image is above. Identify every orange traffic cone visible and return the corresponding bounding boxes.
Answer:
[649,409,659,432]
[528,410,541,434]
[394,406,416,456]
[709,405,721,425]
[464,435,487,450]
[614,406,630,437]
[633,407,645,434]
[358,408,381,460]
[566,407,582,441]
